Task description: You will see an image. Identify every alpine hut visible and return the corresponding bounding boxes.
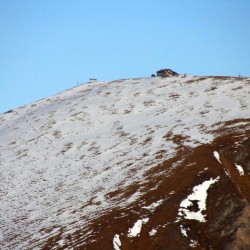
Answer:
[156,69,178,77]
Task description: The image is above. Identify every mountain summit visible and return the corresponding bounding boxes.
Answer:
[1,75,250,249]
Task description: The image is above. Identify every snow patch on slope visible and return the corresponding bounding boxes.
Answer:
[113,234,122,250]
[149,228,157,236]
[177,177,220,222]
[142,199,164,212]
[213,151,221,164]
[180,225,188,237]
[235,163,244,176]
[128,218,149,237]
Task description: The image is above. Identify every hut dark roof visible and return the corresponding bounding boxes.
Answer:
[156,69,178,77]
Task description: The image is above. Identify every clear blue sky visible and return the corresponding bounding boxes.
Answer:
[1,0,250,113]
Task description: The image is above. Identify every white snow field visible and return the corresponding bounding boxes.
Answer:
[0,75,249,249]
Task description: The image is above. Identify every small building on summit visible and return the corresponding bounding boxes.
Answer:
[156,69,178,77]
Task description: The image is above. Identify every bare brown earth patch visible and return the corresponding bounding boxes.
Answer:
[39,119,250,250]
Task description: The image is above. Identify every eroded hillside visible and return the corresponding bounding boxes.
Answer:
[0,75,249,249]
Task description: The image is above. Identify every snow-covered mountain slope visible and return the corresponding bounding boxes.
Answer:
[0,75,250,249]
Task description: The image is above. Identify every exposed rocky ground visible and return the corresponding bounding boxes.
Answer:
[0,75,249,249]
